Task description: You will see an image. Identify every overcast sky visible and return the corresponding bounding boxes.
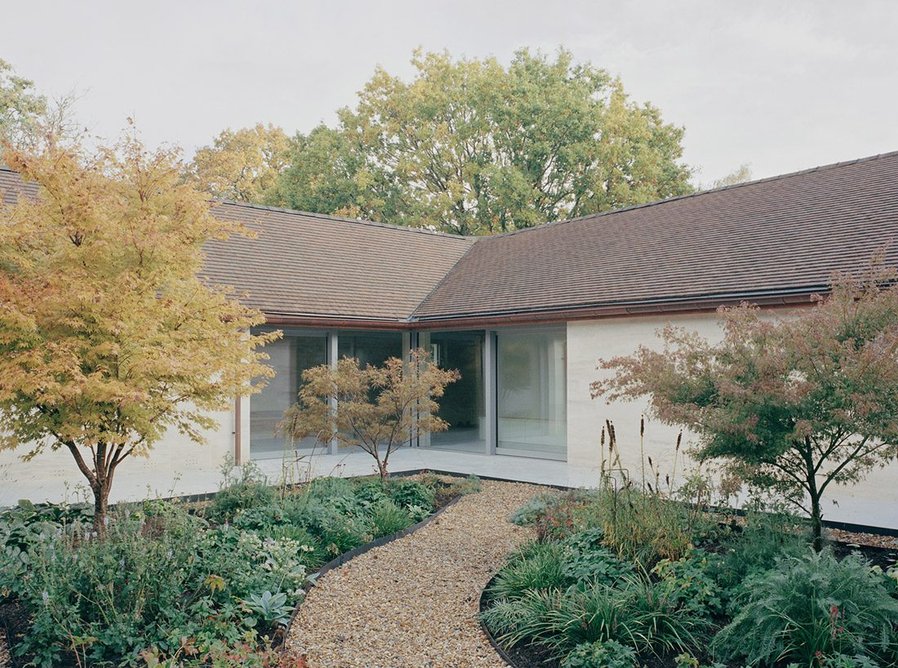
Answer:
[4,0,898,186]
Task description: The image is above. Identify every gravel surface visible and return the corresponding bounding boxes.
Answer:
[286,480,548,668]
[827,527,898,550]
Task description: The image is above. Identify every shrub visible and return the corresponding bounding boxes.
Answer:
[207,463,276,523]
[288,495,372,556]
[560,639,638,668]
[488,542,571,600]
[306,476,355,501]
[386,478,436,513]
[712,509,809,600]
[575,485,696,566]
[561,529,634,584]
[711,550,898,666]
[2,500,311,667]
[651,549,723,620]
[0,499,93,551]
[484,573,700,660]
[510,492,564,526]
[353,479,388,508]
[369,499,413,537]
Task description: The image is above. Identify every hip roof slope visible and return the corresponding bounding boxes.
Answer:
[412,151,898,320]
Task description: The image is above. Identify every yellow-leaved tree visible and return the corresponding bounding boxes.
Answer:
[0,133,277,534]
[186,123,290,203]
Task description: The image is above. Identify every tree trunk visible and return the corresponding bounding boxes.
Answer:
[810,493,824,553]
[802,437,824,553]
[377,458,389,481]
[92,480,111,538]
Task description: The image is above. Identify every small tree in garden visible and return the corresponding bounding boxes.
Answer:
[0,134,276,535]
[280,349,459,479]
[592,267,898,551]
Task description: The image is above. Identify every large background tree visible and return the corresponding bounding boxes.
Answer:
[0,134,276,533]
[0,58,47,156]
[185,122,290,203]
[592,268,898,550]
[194,49,693,234]
[278,49,692,234]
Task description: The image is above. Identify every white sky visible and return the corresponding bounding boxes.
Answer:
[4,0,898,186]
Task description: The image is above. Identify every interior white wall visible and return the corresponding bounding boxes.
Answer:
[567,312,898,529]
[0,405,237,507]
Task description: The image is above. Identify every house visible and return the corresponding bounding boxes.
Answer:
[2,152,898,528]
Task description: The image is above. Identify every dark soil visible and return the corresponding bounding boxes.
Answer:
[0,601,28,668]
[830,540,898,571]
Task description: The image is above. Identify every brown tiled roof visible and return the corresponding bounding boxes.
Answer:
[0,167,475,322]
[203,203,475,321]
[413,151,898,321]
[5,150,898,325]
[0,167,37,205]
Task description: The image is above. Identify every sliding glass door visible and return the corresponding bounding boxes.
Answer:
[427,331,486,453]
[250,330,328,459]
[496,329,567,459]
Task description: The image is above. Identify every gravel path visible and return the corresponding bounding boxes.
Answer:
[286,479,547,668]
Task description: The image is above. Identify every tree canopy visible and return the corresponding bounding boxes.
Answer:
[280,350,458,478]
[192,49,693,234]
[186,123,291,202]
[592,266,898,549]
[0,133,276,532]
[0,58,47,155]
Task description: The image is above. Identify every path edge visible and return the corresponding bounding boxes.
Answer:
[283,492,465,643]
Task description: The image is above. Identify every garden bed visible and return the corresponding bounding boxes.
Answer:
[480,487,898,668]
[0,469,479,668]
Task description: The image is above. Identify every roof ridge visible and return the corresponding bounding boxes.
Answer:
[214,198,478,241]
[489,148,898,238]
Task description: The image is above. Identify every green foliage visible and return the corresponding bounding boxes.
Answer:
[560,529,634,584]
[483,574,701,659]
[509,492,564,526]
[711,509,809,603]
[206,462,277,523]
[0,499,92,551]
[489,542,571,600]
[386,478,436,512]
[711,550,898,666]
[560,640,637,668]
[241,591,294,629]
[651,549,723,620]
[1,472,444,666]
[270,48,692,235]
[368,498,413,537]
[0,58,47,150]
[306,475,356,501]
[353,479,388,507]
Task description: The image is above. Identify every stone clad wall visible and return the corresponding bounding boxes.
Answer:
[0,400,247,507]
[566,312,898,530]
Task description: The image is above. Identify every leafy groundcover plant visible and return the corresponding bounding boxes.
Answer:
[0,469,471,667]
[483,485,898,668]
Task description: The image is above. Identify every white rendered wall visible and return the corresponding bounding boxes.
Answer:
[567,312,898,530]
[0,403,245,507]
